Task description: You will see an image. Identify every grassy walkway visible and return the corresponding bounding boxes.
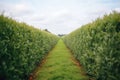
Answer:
[33,40,88,80]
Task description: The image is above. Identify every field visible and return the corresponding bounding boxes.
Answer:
[0,11,120,80]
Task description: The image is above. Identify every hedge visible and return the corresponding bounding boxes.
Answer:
[0,14,59,80]
[64,11,120,80]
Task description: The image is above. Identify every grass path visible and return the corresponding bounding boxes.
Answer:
[32,39,88,80]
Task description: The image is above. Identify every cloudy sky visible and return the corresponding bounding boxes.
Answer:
[0,0,120,34]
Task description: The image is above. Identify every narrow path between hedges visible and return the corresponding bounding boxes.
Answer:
[31,39,88,80]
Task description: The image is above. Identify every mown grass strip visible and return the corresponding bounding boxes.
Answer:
[33,39,88,80]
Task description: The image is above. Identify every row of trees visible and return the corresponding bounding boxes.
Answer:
[0,14,59,80]
[64,11,120,80]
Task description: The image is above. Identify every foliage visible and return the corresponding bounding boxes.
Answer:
[0,14,59,80]
[64,11,120,80]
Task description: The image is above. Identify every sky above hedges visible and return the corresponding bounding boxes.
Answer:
[0,0,120,34]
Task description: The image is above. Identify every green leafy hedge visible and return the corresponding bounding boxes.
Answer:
[64,11,120,80]
[0,15,59,80]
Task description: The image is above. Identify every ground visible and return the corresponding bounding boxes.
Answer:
[31,39,88,80]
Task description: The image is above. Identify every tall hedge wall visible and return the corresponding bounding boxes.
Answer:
[64,11,120,80]
[0,15,59,80]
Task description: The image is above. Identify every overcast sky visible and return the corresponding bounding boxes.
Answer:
[0,0,120,34]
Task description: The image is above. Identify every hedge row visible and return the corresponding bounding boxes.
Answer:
[64,11,120,80]
[0,15,59,80]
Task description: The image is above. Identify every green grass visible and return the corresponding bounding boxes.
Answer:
[34,39,89,80]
